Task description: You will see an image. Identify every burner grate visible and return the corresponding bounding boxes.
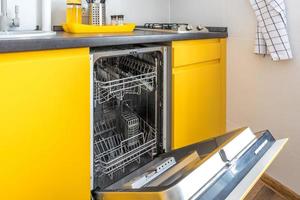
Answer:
[143,23,188,30]
[136,23,210,34]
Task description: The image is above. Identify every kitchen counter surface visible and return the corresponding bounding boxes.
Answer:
[0,29,228,53]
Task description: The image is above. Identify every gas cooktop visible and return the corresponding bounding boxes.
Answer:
[136,23,209,34]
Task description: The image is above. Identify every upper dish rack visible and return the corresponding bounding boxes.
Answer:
[94,56,157,105]
[94,115,157,179]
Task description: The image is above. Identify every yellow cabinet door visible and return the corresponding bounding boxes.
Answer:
[0,48,91,200]
[172,39,226,149]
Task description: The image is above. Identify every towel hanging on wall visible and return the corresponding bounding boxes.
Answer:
[249,0,292,61]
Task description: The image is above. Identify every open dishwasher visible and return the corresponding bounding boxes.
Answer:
[91,45,287,200]
[91,45,170,191]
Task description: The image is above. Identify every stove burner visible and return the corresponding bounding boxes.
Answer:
[137,23,209,34]
[144,23,188,30]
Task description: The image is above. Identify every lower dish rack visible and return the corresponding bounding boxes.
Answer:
[94,56,157,105]
[94,115,157,179]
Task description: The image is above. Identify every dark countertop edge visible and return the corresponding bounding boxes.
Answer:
[0,31,228,53]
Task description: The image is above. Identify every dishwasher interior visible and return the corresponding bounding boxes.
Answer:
[91,45,168,191]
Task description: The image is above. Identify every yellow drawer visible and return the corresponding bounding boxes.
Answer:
[172,39,222,68]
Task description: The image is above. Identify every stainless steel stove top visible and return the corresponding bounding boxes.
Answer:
[136,23,210,34]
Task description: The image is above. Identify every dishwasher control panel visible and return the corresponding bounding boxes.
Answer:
[124,157,176,189]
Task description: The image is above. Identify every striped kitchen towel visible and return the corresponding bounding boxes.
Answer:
[250,0,293,61]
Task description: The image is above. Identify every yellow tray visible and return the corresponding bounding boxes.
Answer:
[63,23,136,34]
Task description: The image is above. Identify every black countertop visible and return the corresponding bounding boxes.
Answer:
[0,29,228,53]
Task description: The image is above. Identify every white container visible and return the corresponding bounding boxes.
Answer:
[42,0,51,31]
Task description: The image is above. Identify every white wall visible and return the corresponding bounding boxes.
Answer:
[1,0,170,30]
[171,0,300,193]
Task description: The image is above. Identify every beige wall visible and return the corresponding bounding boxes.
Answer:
[171,0,300,193]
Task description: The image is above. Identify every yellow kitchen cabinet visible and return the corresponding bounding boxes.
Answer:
[172,39,226,149]
[0,48,91,200]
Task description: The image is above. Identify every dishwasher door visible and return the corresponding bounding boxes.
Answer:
[93,127,287,200]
